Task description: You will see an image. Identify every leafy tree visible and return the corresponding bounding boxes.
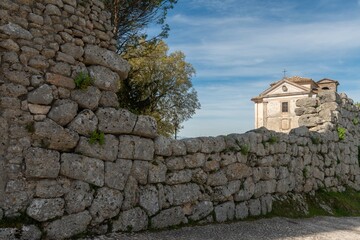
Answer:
[102,0,177,52]
[118,40,200,138]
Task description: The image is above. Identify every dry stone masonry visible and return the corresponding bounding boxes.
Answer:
[1,0,360,239]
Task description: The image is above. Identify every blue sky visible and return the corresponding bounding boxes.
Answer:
[156,0,360,137]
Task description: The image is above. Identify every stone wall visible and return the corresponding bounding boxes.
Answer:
[1,0,360,239]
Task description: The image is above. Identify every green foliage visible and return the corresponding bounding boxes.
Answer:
[337,127,346,141]
[103,0,177,53]
[303,168,309,178]
[355,102,360,108]
[74,72,93,89]
[25,122,35,133]
[268,189,360,219]
[89,130,105,145]
[268,135,278,144]
[353,118,359,126]
[310,136,321,145]
[118,40,200,138]
[239,144,250,155]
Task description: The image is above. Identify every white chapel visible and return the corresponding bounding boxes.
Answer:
[251,76,339,132]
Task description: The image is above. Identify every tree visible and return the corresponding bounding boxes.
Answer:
[118,40,201,138]
[102,0,177,53]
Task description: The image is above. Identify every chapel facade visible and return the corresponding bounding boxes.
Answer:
[251,76,339,132]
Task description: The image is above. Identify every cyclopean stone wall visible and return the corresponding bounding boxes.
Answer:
[1,0,360,239]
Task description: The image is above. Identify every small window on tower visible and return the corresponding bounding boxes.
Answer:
[282,102,289,113]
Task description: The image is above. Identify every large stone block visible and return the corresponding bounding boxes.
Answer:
[132,115,158,138]
[84,45,130,79]
[189,201,213,221]
[139,185,160,216]
[46,73,75,89]
[296,97,318,107]
[71,86,101,110]
[154,135,172,156]
[33,119,79,151]
[60,153,104,187]
[0,22,32,40]
[226,163,252,180]
[28,84,53,105]
[151,206,186,229]
[35,180,66,198]
[184,153,206,168]
[96,108,137,134]
[60,43,84,59]
[76,135,118,162]
[88,65,120,92]
[214,201,235,222]
[105,159,132,190]
[45,211,92,240]
[26,198,64,222]
[166,170,192,185]
[148,161,167,183]
[48,99,78,126]
[119,135,154,161]
[172,183,201,205]
[112,207,148,232]
[68,110,98,136]
[89,187,123,225]
[24,147,60,178]
[64,181,94,214]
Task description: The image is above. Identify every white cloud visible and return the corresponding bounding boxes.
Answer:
[165,2,360,137]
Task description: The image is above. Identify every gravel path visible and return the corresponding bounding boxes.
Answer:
[86,216,360,240]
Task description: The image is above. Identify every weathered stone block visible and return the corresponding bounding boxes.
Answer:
[45,211,92,240]
[172,183,201,205]
[154,135,172,156]
[68,110,98,136]
[171,140,187,156]
[131,161,149,185]
[112,207,148,232]
[71,86,101,110]
[105,159,132,190]
[60,153,104,187]
[76,135,118,162]
[20,225,42,240]
[89,187,123,225]
[0,22,32,40]
[88,65,120,92]
[48,99,78,126]
[248,199,261,216]
[139,185,160,216]
[26,198,64,222]
[151,207,186,229]
[46,73,75,89]
[133,115,158,138]
[99,91,119,108]
[97,108,137,134]
[182,138,202,153]
[189,201,213,221]
[33,119,79,151]
[60,43,84,59]
[84,45,130,79]
[119,135,154,161]
[184,153,206,168]
[28,84,53,105]
[121,176,139,210]
[65,181,94,214]
[166,170,192,185]
[226,163,252,180]
[148,161,167,183]
[214,201,235,222]
[24,147,60,178]
[35,180,66,198]
[235,202,248,219]
[207,170,228,186]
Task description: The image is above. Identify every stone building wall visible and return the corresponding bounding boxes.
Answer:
[1,0,360,239]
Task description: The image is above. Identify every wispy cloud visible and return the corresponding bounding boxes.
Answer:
[163,0,360,137]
